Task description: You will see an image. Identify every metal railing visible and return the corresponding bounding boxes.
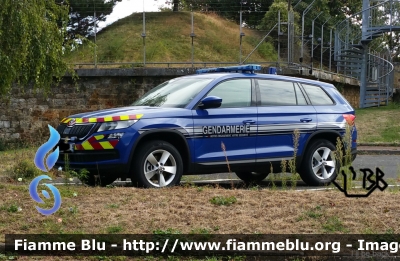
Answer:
[334,0,397,107]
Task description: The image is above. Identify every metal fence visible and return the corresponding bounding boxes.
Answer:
[70,11,336,77]
[68,1,399,107]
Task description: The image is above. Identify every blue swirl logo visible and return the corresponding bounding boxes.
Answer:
[30,125,62,215]
[29,175,62,215]
[34,125,60,172]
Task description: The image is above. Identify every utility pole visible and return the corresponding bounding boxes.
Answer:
[191,9,196,67]
[301,0,316,64]
[142,0,146,66]
[320,17,332,70]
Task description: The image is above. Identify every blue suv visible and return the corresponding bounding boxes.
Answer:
[55,65,357,188]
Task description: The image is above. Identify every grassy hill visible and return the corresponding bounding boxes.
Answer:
[66,11,278,67]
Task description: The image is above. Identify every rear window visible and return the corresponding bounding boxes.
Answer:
[302,84,334,105]
[258,80,297,106]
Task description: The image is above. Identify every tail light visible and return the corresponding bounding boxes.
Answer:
[343,114,356,126]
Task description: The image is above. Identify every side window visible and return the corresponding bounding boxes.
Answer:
[302,84,334,105]
[207,79,252,108]
[258,80,297,106]
[295,83,308,105]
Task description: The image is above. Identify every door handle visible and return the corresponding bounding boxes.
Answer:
[300,118,312,123]
[243,120,256,124]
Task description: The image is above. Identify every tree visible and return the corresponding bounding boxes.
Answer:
[59,0,122,40]
[327,0,361,20]
[180,0,274,28]
[386,32,400,61]
[259,0,300,32]
[0,0,70,96]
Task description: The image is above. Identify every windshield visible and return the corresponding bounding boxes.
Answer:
[132,77,213,108]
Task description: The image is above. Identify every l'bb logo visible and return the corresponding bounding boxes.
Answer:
[31,125,62,215]
[333,166,388,197]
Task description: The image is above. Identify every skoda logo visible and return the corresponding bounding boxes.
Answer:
[67,118,76,127]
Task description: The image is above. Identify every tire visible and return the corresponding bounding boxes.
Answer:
[299,139,339,186]
[235,172,269,183]
[131,140,183,188]
[84,175,117,187]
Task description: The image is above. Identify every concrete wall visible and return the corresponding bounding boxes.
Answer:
[0,68,361,141]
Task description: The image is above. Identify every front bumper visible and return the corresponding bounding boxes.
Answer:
[55,150,130,178]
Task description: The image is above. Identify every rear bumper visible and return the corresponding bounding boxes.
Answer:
[351,147,357,161]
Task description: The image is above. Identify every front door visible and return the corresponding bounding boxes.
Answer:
[192,78,257,169]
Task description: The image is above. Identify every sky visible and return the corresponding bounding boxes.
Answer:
[97,0,166,28]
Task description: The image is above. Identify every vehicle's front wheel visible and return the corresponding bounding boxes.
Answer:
[299,139,338,186]
[235,172,269,183]
[132,140,183,188]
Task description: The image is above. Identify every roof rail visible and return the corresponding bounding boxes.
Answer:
[196,64,261,74]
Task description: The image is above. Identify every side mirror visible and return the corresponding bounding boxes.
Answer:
[198,96,222,109]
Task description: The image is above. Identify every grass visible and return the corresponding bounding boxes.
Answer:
[355,102,400,144]
[1,183,400,240]
[65,12,278,66]
[322,216,349,233]
[0,147,37,179]
[305,206,323,219]
[106,225,124,234]
[209,195,237,206]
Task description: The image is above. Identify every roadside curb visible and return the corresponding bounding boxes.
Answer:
[359,143,400,147]
[358,146,400,155]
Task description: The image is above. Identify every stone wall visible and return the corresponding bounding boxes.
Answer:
[0,75,172,141]
[0,67,361,141]
[335,83,360,108]
[394,63,400,90]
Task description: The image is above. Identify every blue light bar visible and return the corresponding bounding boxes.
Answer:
[196,64,261,74]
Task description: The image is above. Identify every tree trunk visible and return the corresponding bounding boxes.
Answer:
[173,0,179,11]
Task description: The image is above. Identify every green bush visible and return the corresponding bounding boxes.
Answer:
[9,159,41,180]
[0,203,19,213]
[210,196,237,206]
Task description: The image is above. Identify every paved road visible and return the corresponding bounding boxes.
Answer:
[184,154,400,181]
[352,155,399,178]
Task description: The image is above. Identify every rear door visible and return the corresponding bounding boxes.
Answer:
[192,78,257,167]
[255,79,317,162]
[300,83,342,130]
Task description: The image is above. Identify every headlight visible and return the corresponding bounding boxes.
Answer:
[97,120,137,132]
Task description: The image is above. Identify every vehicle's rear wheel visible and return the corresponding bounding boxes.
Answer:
[235,172,269,183]
[131,140,183,188]
[299,139,338,186]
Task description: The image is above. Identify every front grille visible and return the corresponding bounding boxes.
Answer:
[56,124,67,134]
[56,124,95,139]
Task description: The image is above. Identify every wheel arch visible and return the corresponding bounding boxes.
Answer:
[298,130,343,167]
[128,129,192,174]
